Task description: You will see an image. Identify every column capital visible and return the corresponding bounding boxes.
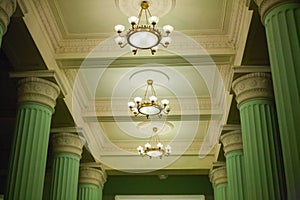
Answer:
[52,133,84,157]
[0,0,16,34]
[17,77,60,112]
[210,165,227,187]
[79,167,107,188]
[220,130,243,155]
[254,0,298,22]
[232,72,273,106]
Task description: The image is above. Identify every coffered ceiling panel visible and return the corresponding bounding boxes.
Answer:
[48,0,232,38]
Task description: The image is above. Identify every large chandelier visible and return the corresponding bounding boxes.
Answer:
[128,79,170,118]
[114,1,174,55]
[137,127,171,159]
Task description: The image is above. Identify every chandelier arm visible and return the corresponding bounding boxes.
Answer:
[137,8,143,27]
[144,9,149,27]
[150,85,157,97]
[143,84,150,100]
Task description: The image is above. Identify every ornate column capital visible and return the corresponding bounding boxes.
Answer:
[17,77,60,112]
[210,165,227,187]
[52,133,84,157]
[0,0,16,34]
[254,0,298,21]
[232,72,273,106]
[79,167,107,188]
[220,130,243,155]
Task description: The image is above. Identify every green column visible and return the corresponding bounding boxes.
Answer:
[255,1,300,198]
[232,72,285,200]
[220,130,246,200]
[5,77,60,200]
[78,167,106,200]
[209,165,227,200]
[0,0,17,46]
[49,132,84,200]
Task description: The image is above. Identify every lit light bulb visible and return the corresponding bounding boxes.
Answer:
[134,97,142,104]
[161,99,169,106]
[128,101,135,108]
[114,24,125,33]
[128,16,139,25]
[149,95,157,103]
[163,25,174,34]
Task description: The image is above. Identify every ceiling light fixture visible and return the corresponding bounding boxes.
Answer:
[128,79,170,118]
[114,1,174,55]
[137,127,171,159]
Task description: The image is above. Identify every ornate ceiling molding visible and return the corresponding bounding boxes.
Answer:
[21,0,252,57]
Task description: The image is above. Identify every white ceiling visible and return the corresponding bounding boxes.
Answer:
[19,0,253,174]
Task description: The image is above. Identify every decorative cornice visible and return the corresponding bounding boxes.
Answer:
[10,70,68,97]
[220,130,243,155]
[209,165,227,186]
[232,72,273,106]
[0,0,16,34]
[52,133,84,157]
[17,77,60,112]
[254,0,298,22]
[79,167,107,188]
[21,0,251,56]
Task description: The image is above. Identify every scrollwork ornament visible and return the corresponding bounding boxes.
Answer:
[17,77,60,112]
[220,130,243,155]
[52,133,84,157]
[232,73,274,106]
[210,166,227,186]
[0,0,16,34]
[79,167,106,187]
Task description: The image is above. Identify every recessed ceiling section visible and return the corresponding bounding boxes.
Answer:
[47,0,232,38]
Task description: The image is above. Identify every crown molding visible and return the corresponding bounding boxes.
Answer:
[21,0,252,58]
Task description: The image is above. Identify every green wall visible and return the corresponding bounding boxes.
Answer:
[103,175,213,200]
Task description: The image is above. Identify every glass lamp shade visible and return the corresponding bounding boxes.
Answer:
[127,30,161,49]
[139,105,161,115]
[114,24,125,33]
[146,149,163,157]
[157,142,163,148]
[163,25,174,34]
[161,37,172,46]
[115,36,126,45]
[161,99,169,106]
[134,97,142,103]
[149,95,157,102]
[145,143,151,148]
[128,101,135,108]
[128,16,139,25]
[148,16,159,25]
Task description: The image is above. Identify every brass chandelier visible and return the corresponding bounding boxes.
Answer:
[128,79,170,118]
[137,127,171,159]
[114,1,174,55]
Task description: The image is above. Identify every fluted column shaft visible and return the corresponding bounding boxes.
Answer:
[49,133,84,200]
[255,1,300,198]
[77,167,106,200]
[210,166,227,200]
[0,0,16,45]
[5,77,60,200]
[232,73,285,200]
[220,130,246,200]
